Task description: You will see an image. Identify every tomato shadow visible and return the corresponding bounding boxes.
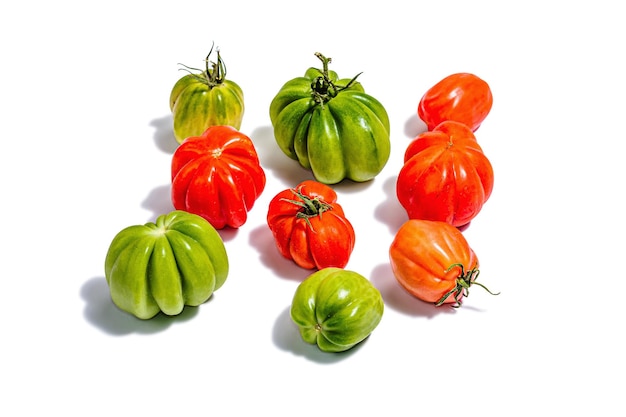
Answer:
[150,114,178,155]
[142,183,175,222]
[374,175,408,235]
[80,276,201,336]
[217,227,240,243]
[370,263,457,318]
[332,177,376,194]
[248,224,310,281]
[250,125,314,188]
[405,113,428,139]
[272,305,366,364]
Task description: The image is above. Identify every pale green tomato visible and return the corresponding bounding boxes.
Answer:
[290,267,384,352]
[170,47,244,143]
[104,210,228,319]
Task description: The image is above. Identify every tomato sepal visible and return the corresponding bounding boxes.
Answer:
[435,263,500,308]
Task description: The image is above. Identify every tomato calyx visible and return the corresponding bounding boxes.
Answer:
[178,43,227,88]
[435,263,500,308]
[310,52,362,105]
[280,187,333,230]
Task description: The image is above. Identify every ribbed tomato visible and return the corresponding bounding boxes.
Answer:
[267,180,355,270]
[396,120,494,228]
[104,210,229,319]
[171,125,265,229]
[269,52,390,184]
[418,72,493,132]
[290,267,384,352]
[169,46,244,143]
[389,219,498,307]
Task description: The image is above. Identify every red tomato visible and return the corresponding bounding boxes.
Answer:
[267,180,355,270]
[418,72,493,132]
[396,120,494,228]
[389,219,498,307]
[171,125,266,229]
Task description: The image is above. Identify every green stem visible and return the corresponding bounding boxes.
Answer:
[435,263,500,308]
[310,52,361,105]
[177,43,226,88]
[280,188,333,231]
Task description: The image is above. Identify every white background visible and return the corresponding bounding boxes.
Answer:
[2,1,624,415]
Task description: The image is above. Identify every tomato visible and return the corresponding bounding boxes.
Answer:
[269,52,390,184]
[290,267,384,352]
[267,180,355,270]
[104,210,229,319]
[170,46,245,143]
[389,219,498,307]
[171,125,266,229]
[396,120,494,228]
[418,72,493,132]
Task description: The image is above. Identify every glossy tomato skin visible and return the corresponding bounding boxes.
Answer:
[171,125,266,229]
[104,210,229,319]
[269,53,390,184]
[267,180,355,270]
[290,267,384,352]
[418,72,492,132]
[170,48,244,143]
[396,120,494,228]
[389,219,478,306]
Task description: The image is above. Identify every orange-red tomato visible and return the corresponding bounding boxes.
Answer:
[396,120,494,228]
[418,72,493,132]
[171,125,266,229]
[389,219,497,307]
[267,180,355,270]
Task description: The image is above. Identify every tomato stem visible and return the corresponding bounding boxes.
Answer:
[435,263,500,308]
[310,52,362,105]
[177,42,226,89]
[280,188,332,230]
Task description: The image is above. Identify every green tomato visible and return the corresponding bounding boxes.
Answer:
[269,52,391,184]
[104,210,229,320]
[170,47,244,144]
[290,267,384,353]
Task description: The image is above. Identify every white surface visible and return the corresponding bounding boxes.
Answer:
[2,1,624,415]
